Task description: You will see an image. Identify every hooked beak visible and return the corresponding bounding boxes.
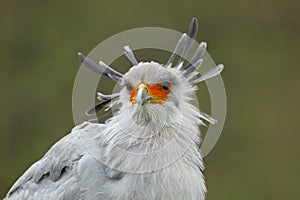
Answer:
[135,84,151,106]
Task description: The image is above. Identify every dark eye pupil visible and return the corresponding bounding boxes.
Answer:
[161,82,171,91]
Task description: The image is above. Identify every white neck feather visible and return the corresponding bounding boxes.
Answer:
[100,82,206,199]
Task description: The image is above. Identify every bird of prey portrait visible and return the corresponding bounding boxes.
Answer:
[5,18,224,200]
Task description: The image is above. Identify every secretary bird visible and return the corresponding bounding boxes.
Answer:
[5,17,224,200]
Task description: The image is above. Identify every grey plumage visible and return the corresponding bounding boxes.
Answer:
[5,123,107,200]
[5,18,224,200]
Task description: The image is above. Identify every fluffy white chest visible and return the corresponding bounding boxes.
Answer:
[105,159,206,200]
[100,112,206,200]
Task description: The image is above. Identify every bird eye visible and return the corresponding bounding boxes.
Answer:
[126,83,133,92]
[161,81,172,91]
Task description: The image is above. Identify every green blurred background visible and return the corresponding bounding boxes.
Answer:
[1,0,299,199]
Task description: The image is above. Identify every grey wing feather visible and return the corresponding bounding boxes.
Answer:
[5,122,109,200]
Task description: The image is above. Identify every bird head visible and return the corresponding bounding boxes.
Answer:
[122,62,181,107]
[125,63,176,107]
[78,17,223,128]
[118,62,187,128]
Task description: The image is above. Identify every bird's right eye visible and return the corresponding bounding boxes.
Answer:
[126,83,133,92]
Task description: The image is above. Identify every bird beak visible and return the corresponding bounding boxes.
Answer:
[135,84,151,106]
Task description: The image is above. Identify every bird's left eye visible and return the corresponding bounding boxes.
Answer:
[161,81,172,91]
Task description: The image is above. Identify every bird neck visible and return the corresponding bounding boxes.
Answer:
[101,101,204,174]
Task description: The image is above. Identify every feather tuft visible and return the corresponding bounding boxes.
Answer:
[191,64,224,84]
[166,33,187,66]
[176,17,198,65]
[78,52,123,84]
[182,42,207,75]
[124,45,138,66]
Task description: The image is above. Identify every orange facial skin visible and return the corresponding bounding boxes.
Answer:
[130,81,173,104]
